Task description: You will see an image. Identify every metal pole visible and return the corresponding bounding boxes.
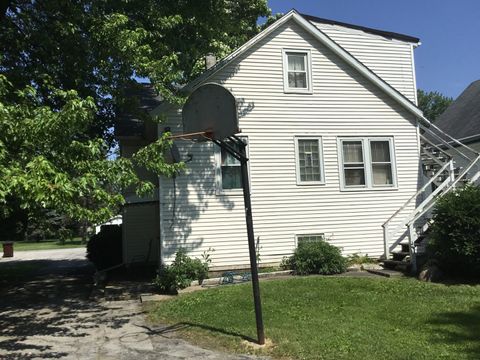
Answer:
[238,141,265,345]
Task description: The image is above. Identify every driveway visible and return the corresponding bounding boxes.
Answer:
[0,252,264,359]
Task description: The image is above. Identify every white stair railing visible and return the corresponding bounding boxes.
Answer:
[382,119,480,271]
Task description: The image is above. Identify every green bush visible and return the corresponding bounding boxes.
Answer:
[427,185,480,277]
[86,225,122,270]
[154,249,209,294]
[289,240,347,275]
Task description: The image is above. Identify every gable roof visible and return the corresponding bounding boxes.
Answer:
[433,80,480,144]
[151,9,424,122]
[301,14,420,44]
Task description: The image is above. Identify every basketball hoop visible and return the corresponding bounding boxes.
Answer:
[172,83,265,345]
[182,83,240,141]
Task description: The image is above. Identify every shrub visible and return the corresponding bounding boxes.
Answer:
[347,253,376,266]
[289,240,347,275]
[86,225,122,270]
[427,185,480,277]
[154,249,209,294]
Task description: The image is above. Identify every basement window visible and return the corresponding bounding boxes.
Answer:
[296,234,325,247]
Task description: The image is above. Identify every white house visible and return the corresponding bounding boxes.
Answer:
[117,10,480,271]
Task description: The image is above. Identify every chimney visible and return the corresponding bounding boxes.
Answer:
[205,53,216,70]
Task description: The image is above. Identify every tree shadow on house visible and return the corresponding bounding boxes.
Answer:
[0,259,136,359]
[161,93,255,262]
[427,305,480,358]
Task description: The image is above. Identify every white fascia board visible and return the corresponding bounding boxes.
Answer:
[290,12,424,120]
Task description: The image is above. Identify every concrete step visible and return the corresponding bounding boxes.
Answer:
[365,268,404,278]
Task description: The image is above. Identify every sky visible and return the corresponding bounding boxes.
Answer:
[267,0,480,99]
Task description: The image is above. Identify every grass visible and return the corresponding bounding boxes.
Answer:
[12,238,85,251]
[148,277,480,360]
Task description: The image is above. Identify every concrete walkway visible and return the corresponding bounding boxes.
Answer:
[0,254,265,359]
[0,247,87,262]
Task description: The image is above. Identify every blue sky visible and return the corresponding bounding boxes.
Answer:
[267,0,480,98]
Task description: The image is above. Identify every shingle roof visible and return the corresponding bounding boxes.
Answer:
[115,82,163,138]
[301,14,420,43]
[433,80,480,144]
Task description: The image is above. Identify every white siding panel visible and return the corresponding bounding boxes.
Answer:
[159,20,420,268]
[123,203,159,264]
[312,22,417,102]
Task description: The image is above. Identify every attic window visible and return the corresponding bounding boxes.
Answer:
[283,49,312,93]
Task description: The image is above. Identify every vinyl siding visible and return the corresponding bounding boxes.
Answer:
[159,20,420,268]
[312,22,417,103]
[123,203,159,264]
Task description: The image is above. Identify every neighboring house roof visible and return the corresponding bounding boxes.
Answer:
[301,13,420,43]
[115,82,163,139]
[151,9,426,124]
[432,80,480,144]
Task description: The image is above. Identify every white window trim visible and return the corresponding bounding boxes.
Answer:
[337,136,398,191]
[214,136,249,195]
[295,233,325,247]
[282,48,313,94]
[294,136,325,185]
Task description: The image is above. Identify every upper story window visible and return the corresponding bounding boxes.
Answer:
[295,137,325,185]
[215,137,248,193]
[282,49,312,93]
[338,137,396,190]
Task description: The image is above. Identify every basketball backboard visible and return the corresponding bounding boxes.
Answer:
[182,83,240,141]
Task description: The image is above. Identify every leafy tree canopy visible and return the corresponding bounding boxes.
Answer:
[0,0,270,239]
[417,89,453,122]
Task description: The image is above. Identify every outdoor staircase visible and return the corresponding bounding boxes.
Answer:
[381,121,480,274]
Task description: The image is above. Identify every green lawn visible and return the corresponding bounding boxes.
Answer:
[12,238,85,251]
[148,277,480,360]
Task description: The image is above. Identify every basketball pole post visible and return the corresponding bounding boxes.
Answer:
[237,139,266,346]
[213,137,265,345]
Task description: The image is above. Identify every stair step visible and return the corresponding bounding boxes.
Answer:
[382,259,411,271]
[391,251,410,261]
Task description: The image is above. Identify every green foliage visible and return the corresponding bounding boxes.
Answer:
[154,249,210,294]
[417,89,453,122]
[0,76,183,231]
[428,185,480,277]
[0,0,269,239]
[289,241,347,275]
[347,253,376,266]
[86,225,123,270]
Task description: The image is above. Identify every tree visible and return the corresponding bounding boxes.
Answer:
[417,89,453,122]
[0,1,270,240]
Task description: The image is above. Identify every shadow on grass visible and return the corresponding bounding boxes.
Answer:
[428,305,480,357]
[138,321,257,344]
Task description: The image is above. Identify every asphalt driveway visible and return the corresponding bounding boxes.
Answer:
[0,249,264,359]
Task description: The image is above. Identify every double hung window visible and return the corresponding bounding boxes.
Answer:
[339,137,396,190]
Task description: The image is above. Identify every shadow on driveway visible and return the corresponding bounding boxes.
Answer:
[0,257,133,359]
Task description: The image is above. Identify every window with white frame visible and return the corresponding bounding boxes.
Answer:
[339,137,396,190]
[283,50,312,92]
[295,137,324,184]
[215,137,247,192]
[296,234,325,247]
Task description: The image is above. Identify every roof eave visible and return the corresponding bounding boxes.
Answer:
[151,9,424,122]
